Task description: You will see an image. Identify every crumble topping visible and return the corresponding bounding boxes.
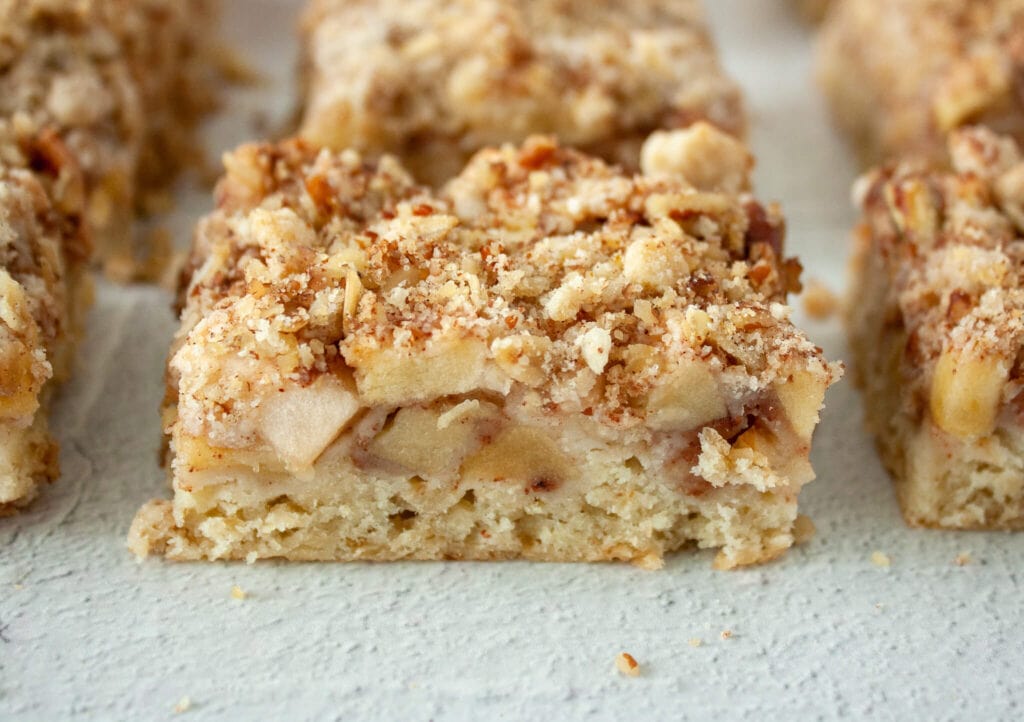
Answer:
[300,0,744,184]
[173,134,835,453]
[0,0,142,238]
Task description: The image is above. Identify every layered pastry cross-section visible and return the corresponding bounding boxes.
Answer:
[848,127,1024,529]
[130,131,840,568]
[817,0,1024,165]
[298,0,745,185]
[0,118,92,513]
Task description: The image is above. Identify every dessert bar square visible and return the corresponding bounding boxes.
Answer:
[0,0,143,270]
[817,0,1024,165]
[130,128,839,568]
[298,0,744,185]
[848,126,1024,529]
[0,119,91,513]
[0,0,222,275]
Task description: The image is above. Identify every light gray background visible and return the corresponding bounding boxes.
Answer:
[3,1,1022,720]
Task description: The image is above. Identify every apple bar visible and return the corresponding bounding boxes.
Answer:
[298,0,745,185]
[817,0,1024,165]
[1,119,92,513]
[848,126,1024,529]
[0,1,222,275]
[130,127,839,568]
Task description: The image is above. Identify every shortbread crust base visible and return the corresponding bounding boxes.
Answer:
[130,433,802,570]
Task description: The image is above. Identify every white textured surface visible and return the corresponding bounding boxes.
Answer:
[3,2,1023,720]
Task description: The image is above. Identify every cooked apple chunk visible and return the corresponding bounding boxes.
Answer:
[848,127,1024,530]
[130,134,840,568]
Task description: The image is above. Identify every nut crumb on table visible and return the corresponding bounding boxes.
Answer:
[801,280,839,321]
[615,652,641,677]
[128,130,840,569]
[870,551,891,568]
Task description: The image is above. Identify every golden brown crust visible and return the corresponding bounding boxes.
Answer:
[848,126,1024,529]
[299,0,745,185]
[817,0,1024,165]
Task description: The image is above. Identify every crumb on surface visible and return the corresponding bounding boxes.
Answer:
[720,630,733,640]
[801,280,840,320]
[688,638,702,648]
[870,551,891,568]
[615,652,641,677]
[230,585,246,600]
[954,552,972,566]
[173,696,191,714]
[793,514,816,545]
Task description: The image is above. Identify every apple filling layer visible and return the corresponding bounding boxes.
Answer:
[130,132,839,567]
